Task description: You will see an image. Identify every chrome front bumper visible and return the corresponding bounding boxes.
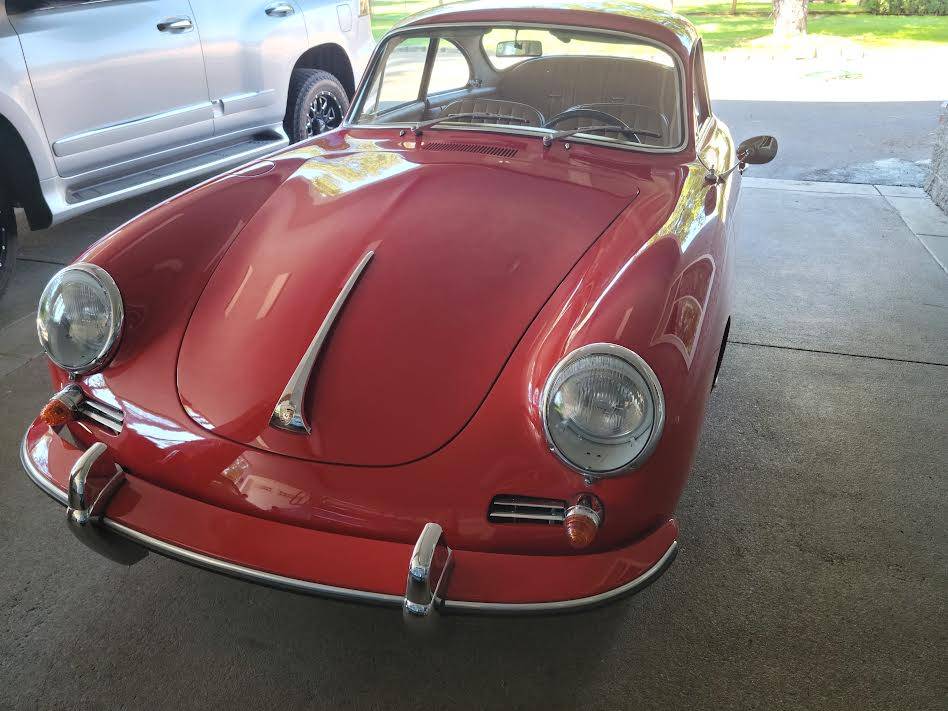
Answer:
[21,432,678,616]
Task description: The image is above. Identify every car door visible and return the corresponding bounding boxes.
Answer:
[186,0,307,136]
[6,0,213,178]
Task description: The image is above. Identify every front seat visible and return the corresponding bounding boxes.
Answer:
[441,98,544,127]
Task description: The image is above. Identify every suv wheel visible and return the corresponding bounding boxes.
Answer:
[0,192,17,298]
[286,69,349,143]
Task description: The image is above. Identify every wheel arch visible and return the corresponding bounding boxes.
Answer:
[0,113,51,231]
[291,43,355,98]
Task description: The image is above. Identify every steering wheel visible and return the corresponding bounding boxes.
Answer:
[543,108,641,143]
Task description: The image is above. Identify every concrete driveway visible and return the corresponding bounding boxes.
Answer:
[1,174,947,709]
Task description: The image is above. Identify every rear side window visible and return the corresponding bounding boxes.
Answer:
[427,40,471,96]
[360,37,431,117]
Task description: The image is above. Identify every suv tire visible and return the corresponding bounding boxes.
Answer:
[286,69,349,143]
[0,187,17,298]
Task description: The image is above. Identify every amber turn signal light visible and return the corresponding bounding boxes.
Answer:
[40,398,75,428]
[40,385,83,428]
[563,497,603,549]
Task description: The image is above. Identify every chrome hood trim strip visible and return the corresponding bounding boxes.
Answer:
[269,250,374,434]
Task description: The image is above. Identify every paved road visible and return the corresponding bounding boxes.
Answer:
[1,177,946,709]
[715,100,940,185]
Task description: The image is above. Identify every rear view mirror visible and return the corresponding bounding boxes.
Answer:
[496,40,542,58]
[738,135,778,165]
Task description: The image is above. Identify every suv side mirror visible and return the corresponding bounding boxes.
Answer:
[738,135,778,165]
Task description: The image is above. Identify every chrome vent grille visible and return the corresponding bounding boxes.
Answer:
[78,397,124,435]
[421,142,518,158]
[488,495,566,525]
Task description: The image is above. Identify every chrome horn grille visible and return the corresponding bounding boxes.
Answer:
[77,397,124,434]
[488,495,566,525]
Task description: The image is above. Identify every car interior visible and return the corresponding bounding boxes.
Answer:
[353,26,684,149]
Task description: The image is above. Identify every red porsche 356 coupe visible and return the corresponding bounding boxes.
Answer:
[22,0,775,617]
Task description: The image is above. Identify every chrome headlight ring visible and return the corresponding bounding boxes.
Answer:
[36,263,124,376]
[541,343,665,479]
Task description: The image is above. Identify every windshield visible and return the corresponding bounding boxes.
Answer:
[351,24,684,151]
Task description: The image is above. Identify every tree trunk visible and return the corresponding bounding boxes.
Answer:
[731,0,738,15]
[772,0,808,36]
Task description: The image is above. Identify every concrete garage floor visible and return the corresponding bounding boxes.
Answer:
[1,179,946,710]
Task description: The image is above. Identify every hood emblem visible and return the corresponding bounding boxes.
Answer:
[270,250,374,434]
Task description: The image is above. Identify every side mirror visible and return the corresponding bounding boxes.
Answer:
[738,135,778,165]
[496,40,543,58]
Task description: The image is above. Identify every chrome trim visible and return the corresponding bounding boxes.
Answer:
[21,434,69,506]
[51,384,85,411]
[540,343,667,480]
[77,398,124,434]
[104,519,403,606]
[53,101,213,157]
[79,398,124,422]
[488,494,567,524]
[564,503,601,528]
[66,443,141,570]
[20,432,402,606]
[37,263,124,377]
[404,522,453,619]
[21,431,676,614]
[488,511,564,523]
[441,539,678,614]
[270,251,374,434]
[348,22,689,156]
[77,405,123,434]
[67,442,108,525]
[491,496,565,509]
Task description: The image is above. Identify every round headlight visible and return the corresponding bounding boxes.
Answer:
[542,344,664,477]
[37,263,124,375]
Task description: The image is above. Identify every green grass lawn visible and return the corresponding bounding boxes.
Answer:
[369,0,948,51]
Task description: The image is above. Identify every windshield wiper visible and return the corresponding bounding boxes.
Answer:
[542,125,662,148]
[411,113,530,136]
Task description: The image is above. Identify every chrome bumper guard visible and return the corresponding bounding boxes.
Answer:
[22,433,678,616]
[65,442,148,565]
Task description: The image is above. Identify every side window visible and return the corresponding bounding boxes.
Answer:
[427,40,471,96]
[361,37,431,118]
[693,41,712,135]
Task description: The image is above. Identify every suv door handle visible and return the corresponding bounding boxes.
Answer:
[157,17,193,32]
[266,2,295,16]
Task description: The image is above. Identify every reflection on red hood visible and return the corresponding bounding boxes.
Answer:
[176,139,639,465]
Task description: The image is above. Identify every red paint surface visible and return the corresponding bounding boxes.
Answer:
[29,5,744,603]
[25,423,677,604]
[177,141,639,464]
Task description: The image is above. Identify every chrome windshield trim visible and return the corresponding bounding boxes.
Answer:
[347,21,689,155]
[22,431,676,615]
[270,251,374,434]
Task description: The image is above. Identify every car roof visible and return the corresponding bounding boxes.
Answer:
[393,0,700,59]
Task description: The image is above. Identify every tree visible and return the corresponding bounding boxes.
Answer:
[731,0,738,14]
[772,0,808,35]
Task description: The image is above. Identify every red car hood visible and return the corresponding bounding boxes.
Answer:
[177,144,639,465]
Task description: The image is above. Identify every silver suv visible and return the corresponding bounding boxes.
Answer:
[0,0,374,294]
